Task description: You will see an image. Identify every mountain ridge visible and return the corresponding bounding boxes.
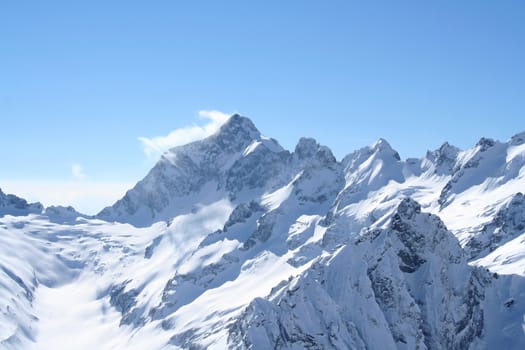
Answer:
[2,114,525,349]
[97,114,525,229]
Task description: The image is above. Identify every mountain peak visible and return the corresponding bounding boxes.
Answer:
[294,137,318,157]
[476,137,496,151]
[197,114,263,155]
[390,197,464,275]
[371,138,401,160]
[510,131,525,146]
[0,187,43,216]
[437,141,459,154]
[294,137,336,161]
[372,138,391,150]
[213,114,260,140]
[425,142,460,174]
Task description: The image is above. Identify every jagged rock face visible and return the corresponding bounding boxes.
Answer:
[391,199,428,273]
[149,141,344,322]
[229,199,487,350]
[466,193,525,259]
[3,116,525,350]
[109,281,144,327]
[424,142,460,175]
[97,116,345,227]
[0,188,43,216]
[225,145,289,194]
[97,115,288,226]
[224,201,264,230]
[510,131,525,146]
[294,137,337,166]
[438,137,519,208]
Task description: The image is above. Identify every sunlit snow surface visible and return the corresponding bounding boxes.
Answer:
[0,203,313,349]
[2,117,525,349]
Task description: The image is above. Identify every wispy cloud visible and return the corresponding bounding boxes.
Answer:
[0,180,134,215]
[138,110,231,158]
[72,163,87,180]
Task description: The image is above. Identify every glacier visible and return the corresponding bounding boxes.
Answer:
[2,115,525,349]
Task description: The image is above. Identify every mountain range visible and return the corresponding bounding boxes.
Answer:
[1,114,525,349]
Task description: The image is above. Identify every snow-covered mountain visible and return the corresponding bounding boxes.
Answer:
[230,198,525,350]
[0,188,43,217]
[98,115,289,226]
[2,115,525,349]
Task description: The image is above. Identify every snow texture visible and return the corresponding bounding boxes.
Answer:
[2,115,525,349]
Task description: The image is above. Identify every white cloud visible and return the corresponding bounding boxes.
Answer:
[72,163,87,180]
[0,180,134,215]
[138,110,231,158]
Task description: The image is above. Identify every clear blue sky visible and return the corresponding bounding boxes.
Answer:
[1,1,524,213]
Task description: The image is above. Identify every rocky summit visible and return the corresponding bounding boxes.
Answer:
[2,114,525,349]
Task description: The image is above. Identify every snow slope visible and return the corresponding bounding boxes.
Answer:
[230,199,491,349]
[2,115,525,349]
